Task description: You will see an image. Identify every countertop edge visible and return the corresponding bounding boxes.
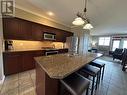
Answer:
[34,53,103,79]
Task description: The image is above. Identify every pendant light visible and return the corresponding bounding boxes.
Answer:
[72,0,93,30]
[72,17,85,26]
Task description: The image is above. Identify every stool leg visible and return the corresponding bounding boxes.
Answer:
[91,77,95,95]
[86,88,89,95]
[98,71,101,84]
[102,65,105,80]
[95,74,99,90]
[95,71,101,90]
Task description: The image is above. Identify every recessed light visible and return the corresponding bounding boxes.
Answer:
[47,12,54,16]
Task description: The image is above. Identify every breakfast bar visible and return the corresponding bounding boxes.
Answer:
[34,53,102,95]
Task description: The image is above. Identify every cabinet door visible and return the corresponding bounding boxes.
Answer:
[22,52,35,71]
[3,18,21,39]
[32,23,43,41]
[19,19,32,40]
[55,29,63,42]
[3,18,32,40]
[3,53,22,75]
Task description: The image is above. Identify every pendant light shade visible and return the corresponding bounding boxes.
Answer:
[72,0,94,29]
[72,17,85,26]
[83,23,93,29]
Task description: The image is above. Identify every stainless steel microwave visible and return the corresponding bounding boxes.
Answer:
[44,33,56,40]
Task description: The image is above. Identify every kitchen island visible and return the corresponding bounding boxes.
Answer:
[34,53,102,95]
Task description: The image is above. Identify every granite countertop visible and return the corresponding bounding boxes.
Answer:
[34,53,103,79]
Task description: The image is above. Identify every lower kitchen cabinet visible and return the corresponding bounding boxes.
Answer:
[3,50,44,76]
[3,53,22,75]
[22,52,35,71]
[3,49,68,76]
[22,51,44,71]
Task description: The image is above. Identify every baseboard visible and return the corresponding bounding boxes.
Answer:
[0,75,5,84]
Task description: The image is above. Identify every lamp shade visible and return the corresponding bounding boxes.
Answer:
[83,23,93,29]
[72,17,85,25]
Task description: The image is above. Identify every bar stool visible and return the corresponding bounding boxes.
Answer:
[78,64,101,95]
[122,49,127,71]
[90,59,105,80]
[60,73,90,95]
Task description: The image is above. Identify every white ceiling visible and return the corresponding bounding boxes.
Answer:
[15,0,127,35]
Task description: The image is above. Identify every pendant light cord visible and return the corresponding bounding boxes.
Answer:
[84,0,87,17]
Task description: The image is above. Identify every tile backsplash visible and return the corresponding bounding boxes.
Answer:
[11,40,64,51]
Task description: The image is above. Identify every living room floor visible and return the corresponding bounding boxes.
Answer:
[0,56,127,95]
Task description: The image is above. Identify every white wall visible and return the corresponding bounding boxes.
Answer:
[0,18,4,83]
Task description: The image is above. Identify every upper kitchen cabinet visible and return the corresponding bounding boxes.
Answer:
[3,17,73,41]
[3,18,22,40]
[54,28,65,42]
[3,17,32,40]
[19,19,32,40]
[31,23,43,41]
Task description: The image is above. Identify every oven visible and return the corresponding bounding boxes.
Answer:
[45,51,58,56]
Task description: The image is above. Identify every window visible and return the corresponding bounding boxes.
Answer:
[99,37,110,46]
[112,40,120,51]
[123,40,127,49]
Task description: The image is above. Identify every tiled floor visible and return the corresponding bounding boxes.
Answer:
[0,69,36,95]
[0,56,127,95]
[95,56,127,95]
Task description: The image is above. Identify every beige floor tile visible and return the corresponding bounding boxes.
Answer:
[1,88,18,95]
[19,71,30,80]
[19,78,33,87]
[1,80,18,94]
[7,88,18,95]
[19,84,35,95]
[20,89,36,95]
[30,74,36,85]
[29,69,36,75]
[5,74,18,83]
[0,83,3,92]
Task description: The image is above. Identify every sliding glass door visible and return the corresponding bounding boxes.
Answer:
[123,40,127,49]
[112,40,120,51]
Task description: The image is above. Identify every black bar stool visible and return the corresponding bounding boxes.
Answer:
[122,49,127,71]
[78,64,101,95]
[60,73,90,95]
[90,59,105,80]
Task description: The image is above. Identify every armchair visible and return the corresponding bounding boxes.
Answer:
[112,48,123,60]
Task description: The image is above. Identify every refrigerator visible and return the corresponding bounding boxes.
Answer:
[65,36,79,54]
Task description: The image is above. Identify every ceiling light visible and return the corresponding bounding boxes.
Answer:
[47,12,54,16]
[83,23,93,30]
[72,0,94,29]
[72,17,85,25]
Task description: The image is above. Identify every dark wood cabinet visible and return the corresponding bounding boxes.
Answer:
[22,52,35,71]
[3,50,44,75]
[19,19,32,40]
[3,18,32,40]
[3,52,22,75]
[3,49,67,75]
[32,23,43,41]
[3,17,73,42]
[22,51,44,71]
[3,18,21,40]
